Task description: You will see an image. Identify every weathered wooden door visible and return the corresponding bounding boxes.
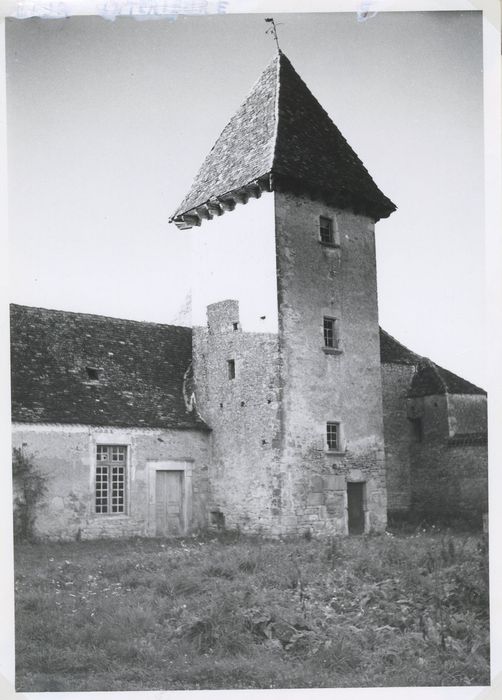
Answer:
[155,470,184,536]
[347,482,365,535]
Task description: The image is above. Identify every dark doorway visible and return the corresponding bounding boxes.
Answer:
[347,482,365,535]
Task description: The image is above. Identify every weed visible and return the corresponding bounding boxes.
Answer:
[14,532,490,691]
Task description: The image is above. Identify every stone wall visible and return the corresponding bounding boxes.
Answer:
[273,192,387,535]
[12,424,210,540]
[192,300,283,533]
[407,394,488,523]
[381,362,416,513]
[447,394,487,436]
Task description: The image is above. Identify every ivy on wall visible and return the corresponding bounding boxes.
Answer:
[12,447,47,541]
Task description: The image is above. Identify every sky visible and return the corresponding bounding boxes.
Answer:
[6,11,486,386]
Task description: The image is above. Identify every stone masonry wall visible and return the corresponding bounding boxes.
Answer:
[381,363,416,513]
[12,424,210,540]
[408,395,488,523]
[274,192,387,535]
[447,394,487,436]
[192,300,283,533]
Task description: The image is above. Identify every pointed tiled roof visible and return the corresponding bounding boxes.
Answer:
[171,51,396,227]
[10,304,208,430]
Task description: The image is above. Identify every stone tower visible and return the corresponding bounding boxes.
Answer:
[171,51,396,536]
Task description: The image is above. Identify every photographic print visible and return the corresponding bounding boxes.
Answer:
[5,5,491,693]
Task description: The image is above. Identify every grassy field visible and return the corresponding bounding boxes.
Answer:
[14,530,490,691]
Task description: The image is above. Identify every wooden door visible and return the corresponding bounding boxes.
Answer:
[347,482,365,535]
[155,470,184,536]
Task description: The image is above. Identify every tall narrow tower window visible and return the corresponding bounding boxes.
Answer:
[319,216,334,244]
[227,359,236,380]
[323,317,340,349]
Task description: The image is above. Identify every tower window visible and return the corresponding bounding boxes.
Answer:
[323,317,340,349]
[319,216,334,244]
[86,366,100,381]
[326,422,341,451]
[232,322,239,331]
[227,359,236,379]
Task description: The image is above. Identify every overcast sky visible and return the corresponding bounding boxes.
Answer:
[6,11,485,386]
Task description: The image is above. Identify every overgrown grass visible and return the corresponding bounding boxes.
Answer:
[14,530,490,691]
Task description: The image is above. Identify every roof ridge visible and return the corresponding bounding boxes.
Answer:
[10,303,192,332]
[269,51,282,186]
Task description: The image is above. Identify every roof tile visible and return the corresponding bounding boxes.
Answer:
[10,304,208,430]
[172,52,396,225]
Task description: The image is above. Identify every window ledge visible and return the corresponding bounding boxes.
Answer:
[92,514,130,519]
[319,241,340,249]
[325,449,346,456]
[322,347,343,355]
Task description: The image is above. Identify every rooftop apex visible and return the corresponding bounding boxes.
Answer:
[170,51,396,229]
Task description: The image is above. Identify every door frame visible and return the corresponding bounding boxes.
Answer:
[346,480,367,535]
[146,460,193,536]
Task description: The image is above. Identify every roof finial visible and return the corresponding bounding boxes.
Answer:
[265,17,281,53]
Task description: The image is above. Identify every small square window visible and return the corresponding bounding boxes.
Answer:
[323,317,340,349]
[326,422,341,451]
[227,359,236,379]
[319,216,334,244]
[86,366,100,381]
[232,322,239,331]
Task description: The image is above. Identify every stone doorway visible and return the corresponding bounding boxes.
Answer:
[347,481,365,535]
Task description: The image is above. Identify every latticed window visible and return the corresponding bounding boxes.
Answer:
[95,445,127,514]
[323,317,339,349]
[319,216,334,244]
[326,422,340,451]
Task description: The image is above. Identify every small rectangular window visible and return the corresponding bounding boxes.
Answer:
[323,317,339,349]
[326,422,340,451]
[227,359,236,379]
[86,366,100,381]
[95,445,126,514]
[319,216,334,244]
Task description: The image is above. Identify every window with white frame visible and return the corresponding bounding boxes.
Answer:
[95,445,127,514]
[326,422,341,451]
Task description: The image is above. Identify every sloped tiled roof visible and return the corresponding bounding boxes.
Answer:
[10,304,208,430]
[409,359,486,398]
[172,51,396,224]
[379,328,421,366]
[379,328,486,397]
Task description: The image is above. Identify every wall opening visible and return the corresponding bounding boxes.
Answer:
[227,359,236,379]
[347,482,365,535]
[210,511,225,529]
